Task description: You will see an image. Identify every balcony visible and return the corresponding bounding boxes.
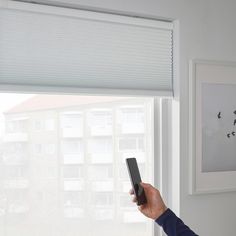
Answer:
[3,154,28,165]
[0,209,4,216]
[91,181,113,192]
[3,179,29,189]
[63,154,84,164]
[64,180,84,191]
[89,126,112,136]
[88,109,112,136]
[62,127,83,138]
[122,181,131,193]
[93,208,113,220]
[123,211,146,223]
[120,123,144,134]
[64,207,84,218]
[8,204,29,214]
[3,133,28,142]
[90,153,113,164]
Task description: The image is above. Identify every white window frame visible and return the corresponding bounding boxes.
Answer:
[0,86,175,236]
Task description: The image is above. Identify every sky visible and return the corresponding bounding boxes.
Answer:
[0,93,35,138]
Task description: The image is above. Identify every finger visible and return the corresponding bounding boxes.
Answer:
[132,196,137,203]
[129,188,134,195]
[138,205,145,211]
[140,182,150,188]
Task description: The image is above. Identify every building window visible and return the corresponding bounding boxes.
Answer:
[34,120,44,131]
[64,191,84,207]
[63,166,84,179]
[45,143,55,155]
[45,119,55,131]
[87,138,113,164]
[87,109,113,136]
[34,119,55,131]
[6,118,29,133]
[118,106,145,134]
[61,112,83,138]
[88,165,113,180]
[62,140,83,155]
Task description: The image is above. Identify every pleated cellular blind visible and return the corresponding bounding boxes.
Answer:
[0,2,173,95]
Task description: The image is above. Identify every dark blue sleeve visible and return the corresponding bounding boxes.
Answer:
[155,209,198,236]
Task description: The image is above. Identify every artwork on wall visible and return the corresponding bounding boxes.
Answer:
[189,60,236,194]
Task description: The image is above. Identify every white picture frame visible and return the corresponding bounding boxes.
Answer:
[189,59,236,194]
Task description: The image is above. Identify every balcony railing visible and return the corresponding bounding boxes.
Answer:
[123,211,146,223]
[89,126,112,136]
[91,181,113,192]
[64,207,84,218]
[90,153,113,164]
[64,180,84,191]
[3,133,28,142]
[120,123,144,134]
[3,179,29,189]
[62,128,83,138]
[8,204,29,214]
[63,154,84,164]
[3,154,28,165]
[93,208,113,220]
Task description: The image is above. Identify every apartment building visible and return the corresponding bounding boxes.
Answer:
[0,94,153,236]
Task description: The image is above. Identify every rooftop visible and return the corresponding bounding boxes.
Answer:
[5,95,128,114]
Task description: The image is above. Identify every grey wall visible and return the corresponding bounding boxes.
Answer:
[2,0,236,235]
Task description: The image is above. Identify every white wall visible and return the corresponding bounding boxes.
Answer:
[56,0,236,235]
[1,0,236,235]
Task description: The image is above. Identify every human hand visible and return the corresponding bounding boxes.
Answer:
[129,182,167,220]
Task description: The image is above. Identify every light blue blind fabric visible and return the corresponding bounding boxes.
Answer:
[0,6,173,95]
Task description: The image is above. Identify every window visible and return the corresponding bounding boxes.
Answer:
[92,192,113,207]
[62,140,83,155]
[2,142,28,164]
[45,143,55,155]
[0,93,155,236]
[1,189,29,215]
[45,119,55,131]
[64,191,84,206]
[63,166,84,179]
[87,138,113,164]
[34,119,55,131]
[0,5,175,236]
[34,120,44,131]
[118,106,145,134]
[61,112,83,137]
[34,143,43,154]
[88,109,113,136]
[88,165,113,180]
[6,118,29,133]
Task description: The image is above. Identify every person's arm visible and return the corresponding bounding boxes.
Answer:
[155,208,198,236]
[130,182,198,236]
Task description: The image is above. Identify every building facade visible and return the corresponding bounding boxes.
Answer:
[0,95,153,236]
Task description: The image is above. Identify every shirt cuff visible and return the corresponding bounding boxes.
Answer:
[155,208,175,226]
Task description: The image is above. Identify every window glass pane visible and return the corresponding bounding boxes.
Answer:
[64,191,84,206]
[62,140,83,154]
[61,114,83,128]
[0,93,153,236]
[88,165,113,180]
[63,166,83,179]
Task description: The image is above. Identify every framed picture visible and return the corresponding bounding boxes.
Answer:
[189,59,236,194]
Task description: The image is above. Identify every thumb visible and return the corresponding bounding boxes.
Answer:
[140,182,150,189]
